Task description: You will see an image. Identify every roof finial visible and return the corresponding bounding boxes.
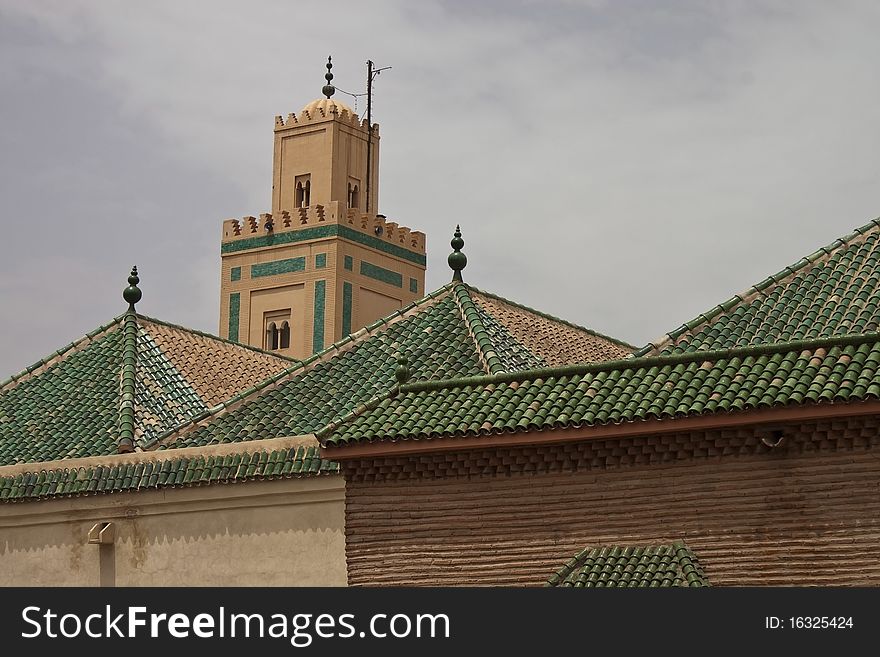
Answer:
[122,266,142,311]
[322,55,336,99]
[448,225,467,282]
[395,354,410,385]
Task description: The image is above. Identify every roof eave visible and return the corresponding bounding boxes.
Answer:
[319,397,880,461]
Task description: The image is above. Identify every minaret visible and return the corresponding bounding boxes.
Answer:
[219,57,426,359]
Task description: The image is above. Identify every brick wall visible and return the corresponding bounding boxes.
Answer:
[343,415,880,586]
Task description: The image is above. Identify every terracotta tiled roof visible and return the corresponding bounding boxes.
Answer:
[636,217,880,357]
[546,543,709,587]
[142,318,294,406]
[471,289,633,366]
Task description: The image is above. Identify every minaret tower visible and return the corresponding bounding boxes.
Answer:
[219,57,426,358]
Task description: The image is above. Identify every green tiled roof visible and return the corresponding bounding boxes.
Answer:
[154,284,630,451]
[0,445,337,503]
[156,290,484,449]
[319,333,880,446]
[0,324,125,464]
[636,217,880,357]
[0,316,292,466]
[0,280,631,472]
[319,220,880,449]
[546,543,710,587]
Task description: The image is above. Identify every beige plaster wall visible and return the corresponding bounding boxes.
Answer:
[249,283,306,355]
[0,475,346,587]
[221,234,425,355]
[272,117,379,214]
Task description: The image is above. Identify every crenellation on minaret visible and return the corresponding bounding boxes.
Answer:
[221,203,426,256]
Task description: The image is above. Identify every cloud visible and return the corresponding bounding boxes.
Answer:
[1,0,879,375]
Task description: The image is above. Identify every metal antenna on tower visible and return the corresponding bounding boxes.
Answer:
[365,60,391,214]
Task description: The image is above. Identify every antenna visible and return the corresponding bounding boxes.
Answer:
[330,58,391,214]
[365,60,391,214]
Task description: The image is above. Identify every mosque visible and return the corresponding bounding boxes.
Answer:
[2,59,879,587]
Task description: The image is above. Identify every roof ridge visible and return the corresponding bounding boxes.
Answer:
[466,284,636,350]
[116,311,138,453]
[451,284,505,374]
[141,283,457,451]
[635,216,880,358]
[137,314,299,363]
[0,315,126,393]
[546,546,591,586]
[395,330,880,395]
[316,388,400,441]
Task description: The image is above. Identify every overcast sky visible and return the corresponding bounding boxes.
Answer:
[1,1,879,377]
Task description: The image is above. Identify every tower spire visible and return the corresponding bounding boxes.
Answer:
[322,56,335,99]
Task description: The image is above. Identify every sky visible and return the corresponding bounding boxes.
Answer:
[1,1,879,377]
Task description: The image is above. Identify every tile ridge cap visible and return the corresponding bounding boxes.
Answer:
[315,388,399,443]
[398,331,880,394]
[451,284,505,374]
[116,311,139,453]
[547,545,597,586]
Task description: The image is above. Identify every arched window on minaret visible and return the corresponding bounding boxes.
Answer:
[280,321,290,350]
[294,174,311,209]
[348,179,361,210]
[266,322,279,351]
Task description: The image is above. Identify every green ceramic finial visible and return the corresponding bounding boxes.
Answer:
[448,225,467,282]
[123,266,142,311]
[394,354,410,385]
[322,55,336,99]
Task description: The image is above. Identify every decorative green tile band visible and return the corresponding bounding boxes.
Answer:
[230,267,241,282]
[313,280,326,354]
[251,257,306,278]
[228,293,240,343]
[344,255,353,271]
[342,281,353,336]
[410,277,418,294]
[315,253,327,269]
[221,224,427,266]
[361,261,403,288]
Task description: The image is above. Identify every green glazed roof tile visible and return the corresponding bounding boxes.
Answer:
[636,218,880,357]
[152,284,629,451]
[546,542,710,587]
[0,446,339,503]
[319,333,880,446]
[0,314,292,467]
